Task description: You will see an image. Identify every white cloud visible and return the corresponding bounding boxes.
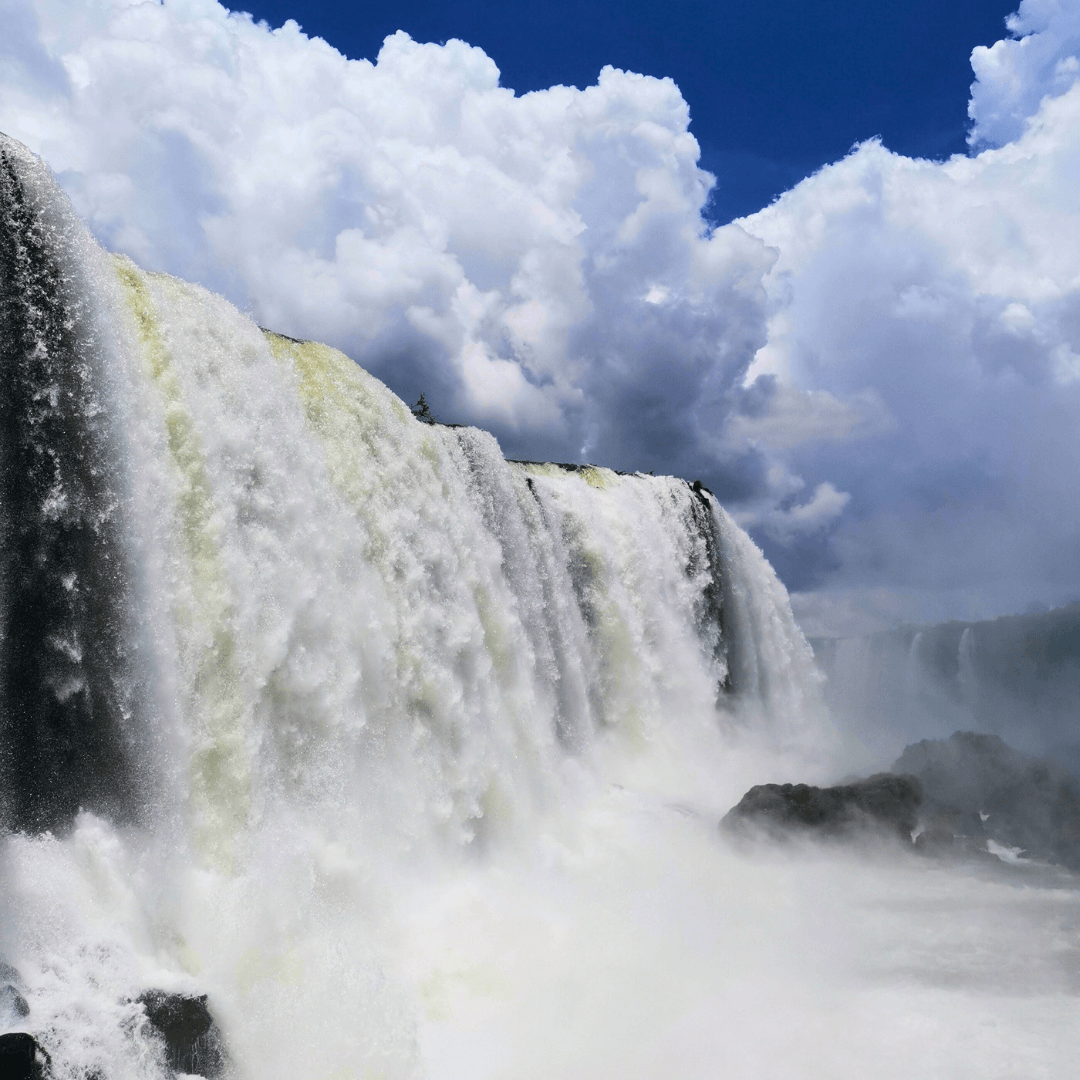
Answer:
[0,0,771,468]
[739,66,1080,625]
[721,381,892,454]
[969,0,1080,148]
[759,482,852,545]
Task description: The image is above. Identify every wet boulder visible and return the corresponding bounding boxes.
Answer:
[0,1033,50,1080]
[137,991,225,1079]
[0,964,28,1024]
[721,773,922,843]
[895,732,1080,869]
[0,986,28,1022]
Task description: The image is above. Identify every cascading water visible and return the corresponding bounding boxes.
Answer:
[2,135,1079,1080]
[0,141,153,835]
[812,605,1080,767]
[0,134,834,1078]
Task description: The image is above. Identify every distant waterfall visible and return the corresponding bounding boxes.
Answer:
[812,606,1080,766]
[0,134,832,1080]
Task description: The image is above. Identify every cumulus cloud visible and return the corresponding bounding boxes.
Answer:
[3,0,1080,634]
[721,379,892,455]
[0,0,779,483]
[969,0,1080,148]
[741,70,1080,629]
[760,481,852,545]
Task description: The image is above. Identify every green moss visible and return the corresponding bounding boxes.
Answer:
[115,256,249,865]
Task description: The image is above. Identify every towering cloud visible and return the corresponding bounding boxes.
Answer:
[2,0,1079,632]
[742,65,1080,631]
[0,0,772,483]
[968,0,1080,148]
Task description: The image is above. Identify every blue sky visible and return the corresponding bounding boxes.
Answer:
[236,0,1018,219]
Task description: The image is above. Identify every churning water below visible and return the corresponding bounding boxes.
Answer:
[0,133,1077,1079]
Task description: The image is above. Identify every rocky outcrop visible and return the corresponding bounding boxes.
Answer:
[137,991,225,1079]
[720,733,1080,871]
[0,1033,50,1080]
[0,968,226,1080]
[0,963,28,1023]
[895,732,1080,868]
[721,773,922,842]
[0,986,28,1022]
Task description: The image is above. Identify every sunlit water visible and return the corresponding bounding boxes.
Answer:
[0,133,1077,1080]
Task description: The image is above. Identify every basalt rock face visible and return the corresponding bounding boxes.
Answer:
[0,1033,51,1080]
[721,773,922,843]
[895,732,1080,869]
[137,991,225,1079]
[0,138,148,834]
[721,735,1080,869]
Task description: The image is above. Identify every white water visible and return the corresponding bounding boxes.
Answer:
[1,136,1079,1079]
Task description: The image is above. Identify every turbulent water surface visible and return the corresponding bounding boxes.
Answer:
[0,134,1078,1080]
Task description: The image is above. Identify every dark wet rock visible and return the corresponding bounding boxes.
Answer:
[0,963,28,1022]
[0,1033,50,1080]
[911,817,998,861]
[0,138,149,834]
[720,733,1080,871]
[137,991,225,1079]
[721,772,922,843]
[0,985,29,1019]
[895,731,1080,869]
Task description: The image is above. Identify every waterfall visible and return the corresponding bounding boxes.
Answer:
[813,604,1080,767]
[0,139,154,834]
[0,135,841,1080]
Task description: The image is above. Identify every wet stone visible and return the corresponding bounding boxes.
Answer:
[0,964,28,1023]
[0,1033,50,1080]
[0,985,29,1020]
[137,991,225,1079]
[721,773,923,843]
[895,731,1080,869]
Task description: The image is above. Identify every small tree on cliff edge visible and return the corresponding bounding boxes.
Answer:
[411,393,434,422]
